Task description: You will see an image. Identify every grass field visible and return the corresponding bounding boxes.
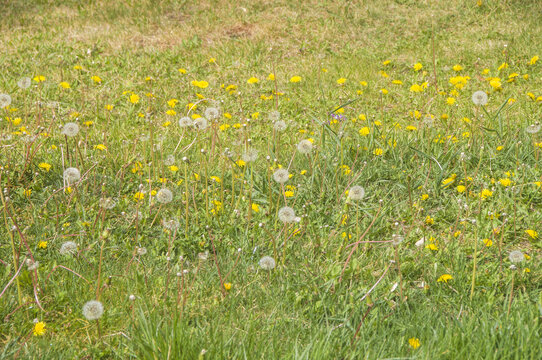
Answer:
[1,0,542,359]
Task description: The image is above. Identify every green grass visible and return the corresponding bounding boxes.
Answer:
[1,0,541,359]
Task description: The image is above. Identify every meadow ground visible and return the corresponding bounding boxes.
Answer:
[0,0,541,358]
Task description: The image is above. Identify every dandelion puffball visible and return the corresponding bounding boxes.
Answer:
[59,241,78,255]
[259,256,276,271]
[525,123,541,134]
[273,120,287,132]
[508,250,524,264]
[471,90,488,106]
[297,139,313,154]
[242,149,258,163]
[193,117,208,131]
[268,111,281,122]
[63,167,81,184]
[61,122,80,137]
[156,188,173,204]
[99,197,116,210]
[179,116,193,128]
[278,206,297,223]
[204,107,220,120]
[273,168,290,184]
[82,300,104,320]
[348,186,365,201]
[17,77,31,89]
[0,93,12,108]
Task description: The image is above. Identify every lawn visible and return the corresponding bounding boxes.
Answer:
[0,0,541,359]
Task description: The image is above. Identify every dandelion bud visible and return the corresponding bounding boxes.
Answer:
[129,295,136,301]
[176,272,182,277]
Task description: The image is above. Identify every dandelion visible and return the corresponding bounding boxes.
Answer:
[289,76,302,83]
[437,274,453,283]
[82,300,104,320]
[156,188,173,204]
[179,116,193,128]
[472,90,488,106]
[136,247,147,256]
[59,241,77,255]
[273,168,290,184]
[61,122,80,137]
[38,162,52,172]
[17,77,31,89]
[408,338,421,349]
[0,93,12,108]
[274,120,287,132]
[198,251,209,261]
[269,111,280,122]
[525,123,541,134]
[63,167,81,184]
[38,241,47,249]
[297,139,313,154]
[162,218,180,231]
[525,229,538,240]
[259,256,276,270]
[99,197,117,210]
[193,117,209,131]
[508,250,524,264]
[278,206,297,223]
[33,321,46,336]
[242,149,259,163]
[347,186,365,201]
[204,107,220,120]
[26,259,39,271]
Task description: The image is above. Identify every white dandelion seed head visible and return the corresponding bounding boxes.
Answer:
[59,241,78,256]
[471,90,488,106]
[136,247,147,256]
[348,186,365,201]
[273,120,287,132]
[241,148,259,163]
[193,117,209,131]
[178,116,193,128]
[99,197,116,210]
[259,256,276,271]
[297,139,313,154]
[269,111,281,122]
[164,154,175,166]
[63,167,81,184]
[508,250,524,264]
[391,234,404,246]
[156,188,173,204]
[273,168,290,184]
[525,123,541,134]
[82,300,104,320]
[0,93,12,108]
[162,218,180,231]
[198,251,209,261]
[204,107,220,120]
[17,77,31,89]
[129,294,136,301]
[278,206,296,223]
[61,122,80,137]
[26,259,39,271]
